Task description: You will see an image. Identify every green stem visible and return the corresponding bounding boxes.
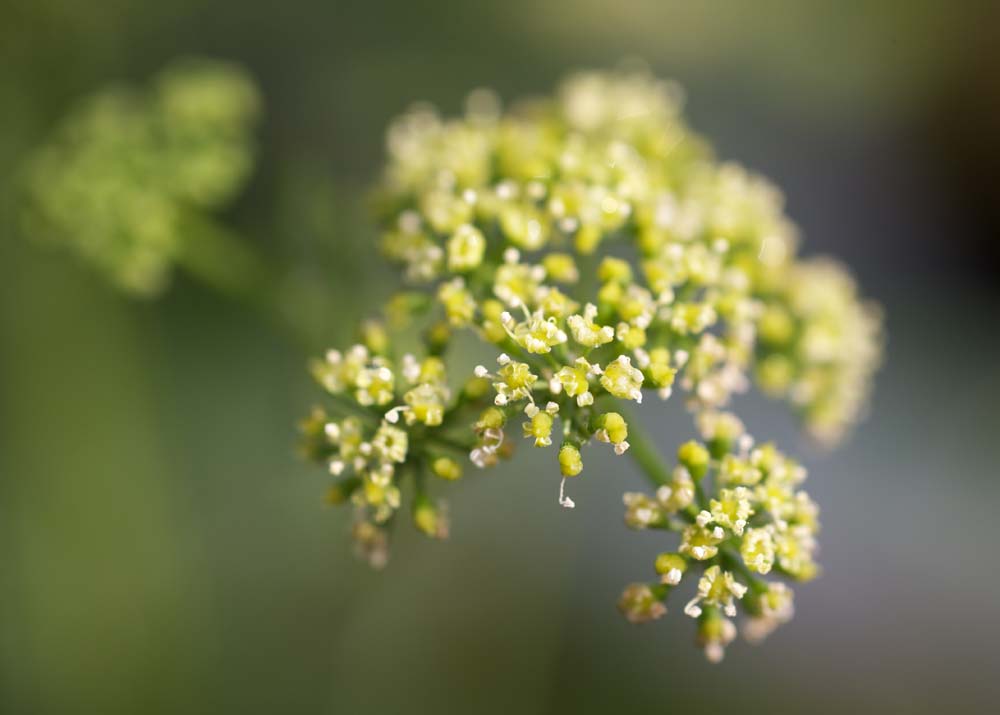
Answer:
[614,400,671,486]
[175,211,273,303]
[174,210,325,350]
[425,434,475,454]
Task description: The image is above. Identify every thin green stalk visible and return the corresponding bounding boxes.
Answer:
[425,434,475,454]
[174,210,326,350]
[175,211,273,304]
[614,400,671,486]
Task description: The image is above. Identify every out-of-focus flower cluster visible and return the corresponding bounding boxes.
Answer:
[755,259,883,445]
[20,58,259,296]
[301,67,882,659]
[618,412,817,662]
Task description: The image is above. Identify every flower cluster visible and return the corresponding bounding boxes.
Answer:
[301,337,491,567]
[617,413,818,661]
[19,58,259,295]
[302,67,882,660]
[755,259,883,444]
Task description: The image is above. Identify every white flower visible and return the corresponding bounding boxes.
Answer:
[684,566,748,618]
[567,303,614,347]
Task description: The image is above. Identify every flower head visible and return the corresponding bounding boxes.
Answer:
[600,355,644,403]
[297,66,880,665]
[618,583,667,624]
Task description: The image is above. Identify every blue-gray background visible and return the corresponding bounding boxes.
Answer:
[2,1,998,713]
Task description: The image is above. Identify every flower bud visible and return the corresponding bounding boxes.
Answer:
[601,412,629,445]
[676,440,710,479]
[654,552,688,585]
[598,256,632,283]
[758,304,794,345]
[431,456,462,481]
[558,444,583,477]
[541,252,579,283]
[574,223,602,254]
[412,494,447,538]
[359,320,389,355]
[476,407,506,431]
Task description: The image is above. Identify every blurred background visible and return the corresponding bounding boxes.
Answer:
[2,1,999,713]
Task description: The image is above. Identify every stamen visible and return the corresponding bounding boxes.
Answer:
[558,478,575,509]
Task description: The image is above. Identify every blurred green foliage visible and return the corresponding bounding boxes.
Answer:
[19,59,259,295]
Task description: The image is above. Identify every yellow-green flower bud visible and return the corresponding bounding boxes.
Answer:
[646,348,678,390]
[574,223,602,254]
[559,444,583,477]
[476,407,506,431]
[654,552,688,585]
[419,356,447,384]
[431,456,463,481]
[758,304,794,345]
[412,495,447,538]
[359,320,389,355]
[542,252,580,283]
[598,256,632,283]
[677,440,710,480]
[597,279,623,306]
[598,412,628,445]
